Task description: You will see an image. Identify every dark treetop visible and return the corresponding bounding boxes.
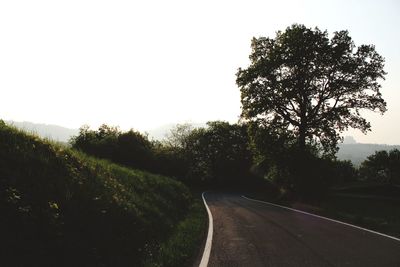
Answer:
[236,24,386,154]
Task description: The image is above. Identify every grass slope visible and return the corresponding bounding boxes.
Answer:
[0,121,204,266]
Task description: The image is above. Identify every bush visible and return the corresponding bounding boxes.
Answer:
[70,124,155,171]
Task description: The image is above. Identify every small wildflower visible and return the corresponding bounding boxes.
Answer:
[49,201,59,210]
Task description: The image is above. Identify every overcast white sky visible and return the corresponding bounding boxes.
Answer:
[1,0,399,144]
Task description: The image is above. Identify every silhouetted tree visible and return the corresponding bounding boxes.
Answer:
[152,141,189,179]
[165,123,194,150]
[116,130,154,169]
[184,121,253,186]
[237,24,387,154]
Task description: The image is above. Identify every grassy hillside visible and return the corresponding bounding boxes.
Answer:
[0,121,205,267]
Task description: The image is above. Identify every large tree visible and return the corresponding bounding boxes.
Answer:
[237,24,387,154]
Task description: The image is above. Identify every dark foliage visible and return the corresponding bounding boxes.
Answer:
[248,122,358,199]
[70,122,258,189]
[70,124,155,171]
[359,149,400,185]
[70,124,192,181]
[237,24,386,154]
[184,121,253,187]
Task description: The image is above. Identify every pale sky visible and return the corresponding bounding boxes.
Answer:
[1,0,399,144]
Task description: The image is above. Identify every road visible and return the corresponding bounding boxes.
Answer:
[203,192,400,267]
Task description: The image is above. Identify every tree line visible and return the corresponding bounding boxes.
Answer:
[71,24,395,199]
[69,122,399,196]
[70,122,254,189]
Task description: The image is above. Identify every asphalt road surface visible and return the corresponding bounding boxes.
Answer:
[203,192,400,267]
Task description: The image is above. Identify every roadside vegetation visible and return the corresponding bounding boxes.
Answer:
[319,190,400,238]
[69,121,258,189]
[0,121,205,267]
[145,200,207,267]
[67,119,400,238]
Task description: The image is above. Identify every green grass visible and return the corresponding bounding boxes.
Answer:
[145,199,207,267]
[317,194,400,238]
[249,185,400,239]
[0,121,205,266]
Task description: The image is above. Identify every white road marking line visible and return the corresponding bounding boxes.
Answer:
[242,195,400,242]
[199,192,214,267]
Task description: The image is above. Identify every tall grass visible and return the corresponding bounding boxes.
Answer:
[145,200,207,267]
[0,121,202,266]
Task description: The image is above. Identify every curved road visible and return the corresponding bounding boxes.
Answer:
[203,192,400,267]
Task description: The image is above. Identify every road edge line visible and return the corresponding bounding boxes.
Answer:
[242,195,400,242]
[199,192,213,267]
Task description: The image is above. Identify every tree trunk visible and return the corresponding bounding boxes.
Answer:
[299,114,307,152]
[299,126,306,152]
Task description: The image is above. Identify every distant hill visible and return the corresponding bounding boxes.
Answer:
[5,120,79,143]
[337,143,400,166]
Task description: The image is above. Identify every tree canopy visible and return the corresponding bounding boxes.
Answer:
[360,149,400,185]
[70,124,154,170]
[182,121,252,185]
[237,24,386,154]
